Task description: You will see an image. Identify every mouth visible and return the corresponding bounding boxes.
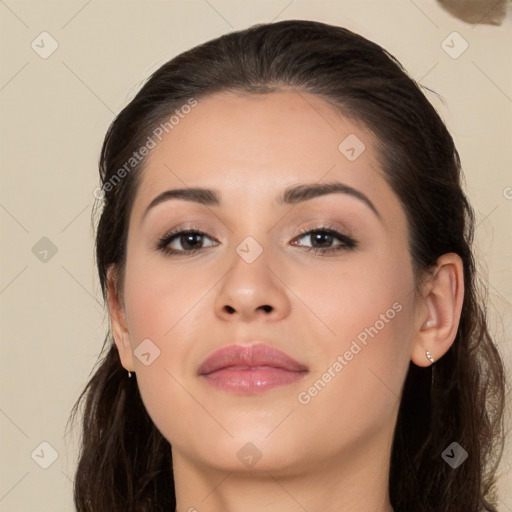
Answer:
[198,343,309,394]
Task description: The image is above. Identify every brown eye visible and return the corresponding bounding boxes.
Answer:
[292,227,357,255]
[156,229,218,255]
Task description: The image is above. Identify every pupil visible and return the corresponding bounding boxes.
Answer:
[313,232,332,247]
[183,234,201,249]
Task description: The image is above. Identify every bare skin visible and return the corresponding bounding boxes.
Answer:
[107,90,464,512]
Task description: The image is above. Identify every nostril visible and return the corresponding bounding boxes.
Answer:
[260,305,272,313]
[224,305,235,314]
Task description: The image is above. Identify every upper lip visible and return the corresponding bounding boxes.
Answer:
[198,343,309,375]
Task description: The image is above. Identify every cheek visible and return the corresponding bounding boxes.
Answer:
[291,244,415,352]
[291,248,415,417]
[121,256,217,448]
[291,309,414,460]
[123,253,214,342]
[122,258,219,431]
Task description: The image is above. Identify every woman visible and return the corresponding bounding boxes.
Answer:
[68,19,506,512]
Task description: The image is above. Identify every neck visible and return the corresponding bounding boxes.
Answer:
[172,433,394,512]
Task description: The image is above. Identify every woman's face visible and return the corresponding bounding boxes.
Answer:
[113,90,421,475]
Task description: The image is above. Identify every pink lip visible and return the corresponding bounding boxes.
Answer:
[198,344,309,394]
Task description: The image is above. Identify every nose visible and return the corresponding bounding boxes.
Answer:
[213,244,291,323]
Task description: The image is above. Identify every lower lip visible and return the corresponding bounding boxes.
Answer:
[201,367,307,394]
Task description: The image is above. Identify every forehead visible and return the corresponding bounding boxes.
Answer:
[129,90,401,224]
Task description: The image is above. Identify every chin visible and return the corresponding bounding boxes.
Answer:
[182,432,307,475]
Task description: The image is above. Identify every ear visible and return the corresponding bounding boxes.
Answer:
[106,265,135,372]
[411,253,464,367]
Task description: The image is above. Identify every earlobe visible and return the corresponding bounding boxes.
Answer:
[106,266,135,372]
[411,253,464,367]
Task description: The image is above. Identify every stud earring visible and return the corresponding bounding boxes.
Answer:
[128,371,133,378]
[426,351,435,364]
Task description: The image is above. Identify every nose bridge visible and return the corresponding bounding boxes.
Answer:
[213,230,291,321]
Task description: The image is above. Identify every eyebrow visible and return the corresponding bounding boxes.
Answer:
[142,181,381,221]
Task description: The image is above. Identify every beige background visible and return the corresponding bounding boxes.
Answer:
[0,1,511,510]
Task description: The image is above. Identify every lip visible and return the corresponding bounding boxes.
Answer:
[198,343,309,394]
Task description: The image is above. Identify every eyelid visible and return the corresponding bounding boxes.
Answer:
[157,222,218,241]
[294,223,347,237]
[292,221,354,241]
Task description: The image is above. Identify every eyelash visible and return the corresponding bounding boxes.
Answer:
[155,225,358,257]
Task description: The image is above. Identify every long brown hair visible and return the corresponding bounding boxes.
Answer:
[67,20,507,511]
